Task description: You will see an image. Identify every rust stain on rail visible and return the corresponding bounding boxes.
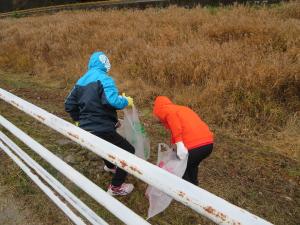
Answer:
[67,132,79,140]
[119,160,128,168]
[203,206,229,222]
[178,191,186,198]
[233,222,242,225]
[129,165,143,175]
[35,114,45,122]
[108,154,116,160]
[11,100,19,107]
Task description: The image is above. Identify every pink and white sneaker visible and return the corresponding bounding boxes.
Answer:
[107,183,134,196]
[104,165,116,174]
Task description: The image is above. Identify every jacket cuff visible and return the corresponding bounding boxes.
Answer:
[174,137,183,143]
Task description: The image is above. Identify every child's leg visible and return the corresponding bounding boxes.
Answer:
[94,132,135,186]
[110,134,135,186]
[183,156,199,185]
[103,159,115,169]
[182,154,193,183]
[186,164,199,185]
[183,144,213,185]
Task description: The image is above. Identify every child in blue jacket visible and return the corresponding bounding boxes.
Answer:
[65,51,134,196]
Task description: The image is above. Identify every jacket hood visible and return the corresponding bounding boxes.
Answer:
[88,51,111,72]
[153,96,173,121]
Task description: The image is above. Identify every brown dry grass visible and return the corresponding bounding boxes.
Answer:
[0,3,299,152]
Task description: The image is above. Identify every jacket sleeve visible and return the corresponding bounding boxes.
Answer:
[102,76,128,110]
[64,86,80,121]
[165,112,183,143]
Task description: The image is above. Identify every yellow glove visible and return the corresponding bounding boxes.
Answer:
[122,93,134,107]
[75,121,80,127]
[126,96,134,107]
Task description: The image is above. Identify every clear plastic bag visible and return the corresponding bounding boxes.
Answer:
[145,143,188,219]
[117,106,150,160]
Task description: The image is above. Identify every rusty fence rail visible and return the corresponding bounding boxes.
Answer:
[0,116,149,225]
[0,140,87,225]
[0,88,273,225]
[0,131,109,225]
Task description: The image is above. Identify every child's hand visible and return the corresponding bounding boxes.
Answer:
[176,142,188,160]
[122,93,134,107]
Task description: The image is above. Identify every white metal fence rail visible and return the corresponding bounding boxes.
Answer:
[0,88,273,225]
[0,131,108,225]
[0,115,150,225]
[0,141,87,225]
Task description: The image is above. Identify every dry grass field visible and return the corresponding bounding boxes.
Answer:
[0,2,299,138]
[0,2,299,225]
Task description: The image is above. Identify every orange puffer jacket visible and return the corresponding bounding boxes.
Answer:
[153,96,213,150]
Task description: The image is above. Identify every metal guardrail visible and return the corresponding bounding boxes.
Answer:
[0,140,87,225]
[0,115,149,225]
[0,0,283,18]
[0,88,273,225]
[0,131,108,225]
[0,0,170,18]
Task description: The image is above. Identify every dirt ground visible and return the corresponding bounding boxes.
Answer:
[0,185,42,225]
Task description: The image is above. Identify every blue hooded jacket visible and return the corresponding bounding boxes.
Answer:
[65,52,128,133]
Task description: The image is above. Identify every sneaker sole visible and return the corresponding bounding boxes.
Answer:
[107,190,132,196]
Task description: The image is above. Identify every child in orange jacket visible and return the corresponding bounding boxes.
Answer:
[153,96,213,185]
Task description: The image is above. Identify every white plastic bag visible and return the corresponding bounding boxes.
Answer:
[117,106,150,160]
[145,143,188,219]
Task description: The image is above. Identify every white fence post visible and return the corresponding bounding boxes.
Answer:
[0,88,273,225]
